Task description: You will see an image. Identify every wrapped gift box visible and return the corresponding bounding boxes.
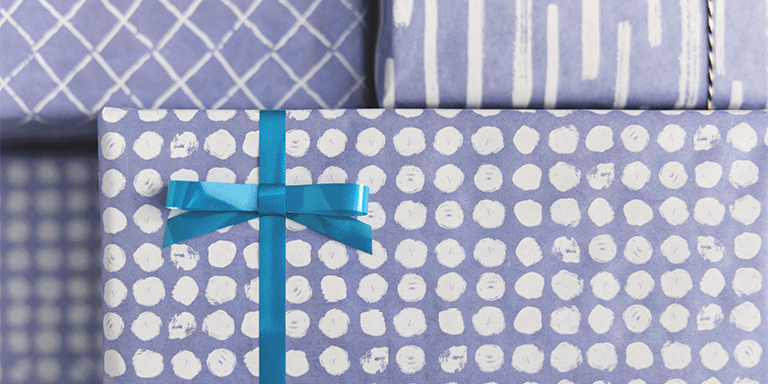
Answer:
[375,0,708,109]
[1,153,102,383]
[0,0,374,140]
[99,108,765,382]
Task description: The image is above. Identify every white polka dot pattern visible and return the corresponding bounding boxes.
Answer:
[1,155,102,383]
[98,109,767,382]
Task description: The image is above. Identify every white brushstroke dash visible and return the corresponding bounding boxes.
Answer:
[544,4,559,108]
[424,0,439,107]
[675,0,702,108]
[466,0,484,108]
[614,21,631,108]
[648,0,662,47]
[512,0,533,107]
[581,0,600,80]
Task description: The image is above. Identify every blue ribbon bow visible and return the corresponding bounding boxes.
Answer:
[161,110,372,383]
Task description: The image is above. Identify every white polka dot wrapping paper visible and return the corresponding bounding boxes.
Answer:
[99,108,767,383]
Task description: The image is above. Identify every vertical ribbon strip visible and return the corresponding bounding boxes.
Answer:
[161,110,372,383]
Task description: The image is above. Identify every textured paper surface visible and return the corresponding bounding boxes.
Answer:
[100,108,765,383]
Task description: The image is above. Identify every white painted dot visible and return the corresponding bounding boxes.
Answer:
[472,306,505,336]
[243,348,259,376]
[356,165,386,194]
[139,109,168,122]
[319,309,350,338]
[171,350,201,380]
[395,201,427,230]
[102,207,127,234]
[734,232,761,260]
[657,124,687,152]
[170,244,200,271]
[728,123,757,152]
[694,124,721,150]
[203,129,236,160]
[357,273,388,303]
[284,350,309,378]
[588,305,614,334]
[696,161,722,188]
[511,164,541,191]
[590,272,620,301]
[514,200,542,227]
[205,276,237,305]
[205,240,236,268]
[359,201,385,229]
[434,164,464,193]
[587,343,618,372]
[475,344,504,373]
[353,127,385,157]
[734,340,762,368]
[103,244,126,273]
[729,160,759,188]
[552,236,580,263]
[515,272,544,300]
[170,131,199,158]
[551,342,582,372]
[102,107,128,122]
[133,131,163,160]
[550,306,580,335]
[623,305,652,333]
[398,274,426,302]
[396,165,425,193]
[433,126,463,155]
[474,164,503,192]
[283,240,309,268]
[103,312,124,341]
[473,200,505,228]
[588,235,616,263]
[659,162,688,189]
[318,240,349,270]
[730,301,761,331]
[625,270,654,300]
[549,162,581,192]
[395,239,427,268]
[358,240,387,269]
[394,307,427,337]
[284,309,309,339]
[360,347,389,374]
[360,309,386,336]
[436,272,466,302]
[513,307,542,334]
[697,303,723,330]
[586,163,615,189]
[132,204,163,234]
[171,277,198,306]
[131,169,163,198]
[549,126,579,154]
[661,269,693,298]
[436,238,465,268]
[284,129,310,158]
[733,267,762,297]
[207,349,236,377]
[730,195,761,225]
[552,270,583,300]
[516,237,543,266]
[438,345,466,373]
[395,345,425,374]
[393,127,425,156]
[551,198,581,227]
[699,342,729,371]
[133,243,163,272]
[588,198,614,227]
[438,308,464,335]
[319,346,351,375]
[131,311,162,341]
[621,125,649,152]
[700,268,725,297]
[36,160,60,183]
[472,126,504,155]
[697,236,725,262]
[101,132,126,160]
[317,166,347,184]
[205,167,236,184]
[659,304,689,333]
[133,349,164,378]
[513,125,540,154]
[202,310,235,341]
[585,125,613,152]
[622,161,651,190]
[659,197,689,226]
[103,278,128,308]
[511,344,544,373]
[624,199,653,226]
[133,277,165,306]
[473,238,506,267]
[168,312,196,339]
[286,276,312,304]
[626,342,654,370]
[104,350,126,377]
[476,272,505,301]
[242,131,259,157]
[660,235,690,264]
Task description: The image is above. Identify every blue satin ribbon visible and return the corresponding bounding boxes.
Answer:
[161,110,372,383]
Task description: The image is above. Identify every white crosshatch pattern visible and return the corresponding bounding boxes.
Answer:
[0,0,371,126]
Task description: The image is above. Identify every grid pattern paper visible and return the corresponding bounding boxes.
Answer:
[99,108,766,383]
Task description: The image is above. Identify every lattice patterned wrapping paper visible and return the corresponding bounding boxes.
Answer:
[0,0,373,138]
[99,108,765,383]
[1,154,103,383]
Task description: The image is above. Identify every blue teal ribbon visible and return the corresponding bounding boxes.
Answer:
[161,110,372,382]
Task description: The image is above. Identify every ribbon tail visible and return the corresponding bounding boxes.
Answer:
[288,214,373,253]
[162,211,258,248]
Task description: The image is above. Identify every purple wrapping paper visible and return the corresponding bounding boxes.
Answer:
[0,0,374,139]
[99,108,765,383]
[375,0,709,109]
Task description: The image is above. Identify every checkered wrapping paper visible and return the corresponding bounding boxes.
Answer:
[1,154,103,383]
[99,108,765,383]
[0,0,374,139]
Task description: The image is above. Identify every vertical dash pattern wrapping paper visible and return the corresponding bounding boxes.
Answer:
[1,154,103,383]
[99,108,765,383]
[375,0,709,109]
